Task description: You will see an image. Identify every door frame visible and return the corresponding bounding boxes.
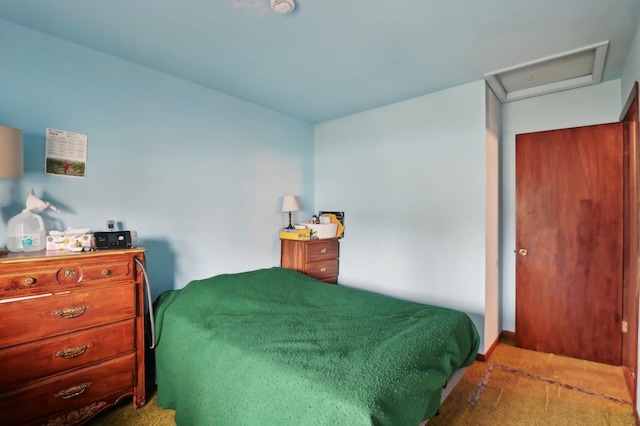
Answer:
[621,82,639,405]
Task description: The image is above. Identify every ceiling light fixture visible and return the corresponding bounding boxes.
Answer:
[271,0,295,14]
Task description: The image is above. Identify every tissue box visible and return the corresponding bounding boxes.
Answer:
[279,228,311,241]
[46,234,93,251]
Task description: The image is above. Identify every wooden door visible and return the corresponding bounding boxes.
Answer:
[515,122,624,365]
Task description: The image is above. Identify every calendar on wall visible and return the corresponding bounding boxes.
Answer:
[45,128,88,178]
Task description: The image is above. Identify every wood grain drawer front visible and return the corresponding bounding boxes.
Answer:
[75,259,131,283]
[1,268,59,292]
[306,241,339,262]
[0,353,135,426]
[0,259,133,291]
[0,320,135,389]
[0,257,132,292]
[305,259,339,280]
[0,284,136,349]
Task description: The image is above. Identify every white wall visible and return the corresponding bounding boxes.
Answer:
[500,80,622,332]
[0,20,315,298]
[315,81,489,351]
[621,18,640,112]
[485,85,501,350]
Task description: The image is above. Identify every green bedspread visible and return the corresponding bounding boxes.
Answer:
[154,267,479,426]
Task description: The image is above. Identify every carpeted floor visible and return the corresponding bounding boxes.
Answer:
[89,341,636,425]
[90,393,175,426]
[429,341,635,425]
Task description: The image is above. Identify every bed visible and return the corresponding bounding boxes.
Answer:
[153,267,479,425]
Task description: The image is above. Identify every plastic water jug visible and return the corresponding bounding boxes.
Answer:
[7,210,46,252]
[6,189,57,253]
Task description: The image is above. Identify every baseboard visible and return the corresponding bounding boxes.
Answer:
[476,330,516,362]
[624,366,638,415]
[502,330,516,340]
[475,353,487,361]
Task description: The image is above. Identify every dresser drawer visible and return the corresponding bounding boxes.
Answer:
[305,258,339,281]
[305,240,339,262]
[0,353,135,426]
[0,255,132,292]
[0,320,135,389]
[0,283,136,348]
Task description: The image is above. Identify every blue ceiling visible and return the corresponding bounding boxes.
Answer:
[1,0,639,123]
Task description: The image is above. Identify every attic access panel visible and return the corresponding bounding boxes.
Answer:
[484,41,609,103]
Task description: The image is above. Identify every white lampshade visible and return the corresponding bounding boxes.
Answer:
[0,125,24,179]
[282,195,299,212]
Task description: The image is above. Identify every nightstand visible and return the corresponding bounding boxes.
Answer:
[280,238,339,284]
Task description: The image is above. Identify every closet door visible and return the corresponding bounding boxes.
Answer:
[516,122,623,365]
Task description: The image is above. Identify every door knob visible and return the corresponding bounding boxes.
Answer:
[518,248,528,256]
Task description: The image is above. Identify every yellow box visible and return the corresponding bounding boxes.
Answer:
[279,228,311,241]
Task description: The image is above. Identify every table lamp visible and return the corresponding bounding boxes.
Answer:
[0,125,24,255]
[281,195,299,230]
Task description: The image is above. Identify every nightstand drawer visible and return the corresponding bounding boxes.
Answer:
[0,354,135,426]
[0,320,135,389]
[0,283,135,348]
[305,259,339,281]
[306,241,339,262]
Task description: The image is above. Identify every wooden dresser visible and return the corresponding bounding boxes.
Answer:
[0,248,147,426]
[280,238,339,284]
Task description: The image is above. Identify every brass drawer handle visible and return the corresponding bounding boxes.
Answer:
[53,306,89,319]
[56,383,90,399]
[63,267,76,279]
[102,269,111,276]
[54,345,91,359]
[320,248,327,254]
[24,277,36,285]
[320,267,327,273]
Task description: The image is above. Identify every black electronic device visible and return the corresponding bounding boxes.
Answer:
[93,231,132,249]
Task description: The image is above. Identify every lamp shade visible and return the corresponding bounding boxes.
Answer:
[0,125,23,179]
[281,195,299,212]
